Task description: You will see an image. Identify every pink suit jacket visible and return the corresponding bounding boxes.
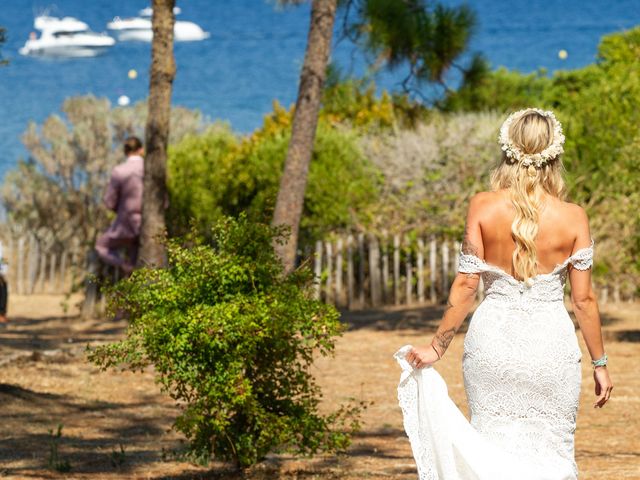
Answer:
[103,155,144,239]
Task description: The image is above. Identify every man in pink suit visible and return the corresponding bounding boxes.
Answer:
[95,137,144,274]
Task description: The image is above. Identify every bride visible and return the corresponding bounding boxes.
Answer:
[396,108,613,480]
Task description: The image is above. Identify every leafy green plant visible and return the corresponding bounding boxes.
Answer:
[167,110,381,246]
[47,424,71,473]
[88,216,362,468]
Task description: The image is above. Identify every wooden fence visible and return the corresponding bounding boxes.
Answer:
[0,232,634,308]
[0,236,81,295]
[312,234,461,309]
[312,233,634,309]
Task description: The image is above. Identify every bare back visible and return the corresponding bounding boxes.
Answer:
[465,190,591,279]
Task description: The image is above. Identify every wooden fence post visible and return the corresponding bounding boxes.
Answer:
[381,231,389,303]
[48,252,57,293]
[82,250,99,318]
[393,234,400,305]
[58,250,68,293]
[5,238,12,291]
[430,236,437,303]
[357,233,365,308]
[27,236,38,294]
[325,241,333,304]
[600,286,608,305]
[417,238,425,303]
[405,236,413,305]
[369,235,381,307]
[441,241,450,299]
[37,248,47,293]
[454,241,461,274]
[314,240,322,300]
[17,237,25,295]
[346,235,354,309]
[335,238,343,307]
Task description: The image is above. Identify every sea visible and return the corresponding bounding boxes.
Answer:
[0,0,639,179]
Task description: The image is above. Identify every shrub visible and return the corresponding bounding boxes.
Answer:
[359,111,502,237]
[166,124,242,236]
[440,67,554,112]
[88,216,362,468]
[167,106,381,245]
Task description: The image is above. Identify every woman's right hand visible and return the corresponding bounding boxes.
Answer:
[593,367,613,408]
[405,344,441,369]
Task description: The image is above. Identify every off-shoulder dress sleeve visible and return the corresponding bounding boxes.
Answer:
[458,252,487,274]
[569,242,594,271]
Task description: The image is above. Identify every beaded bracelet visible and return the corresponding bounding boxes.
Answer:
[591,353,608,368]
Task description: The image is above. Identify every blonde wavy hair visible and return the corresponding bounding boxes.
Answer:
[491,110,566,282]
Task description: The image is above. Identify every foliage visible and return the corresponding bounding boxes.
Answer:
[322,65,427,128]
[2,96,202,254]
[440,67,553,112]
[322,71,397,129]
[168,104,381,245]
[339,0,486,97]
[359,112,502,237]
[88,216,362,468]
[441,26,640,290]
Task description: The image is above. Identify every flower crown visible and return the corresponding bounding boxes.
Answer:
[498,108,565,168]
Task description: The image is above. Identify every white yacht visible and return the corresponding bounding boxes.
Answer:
[107,7,209,42]
[20,15,115,57]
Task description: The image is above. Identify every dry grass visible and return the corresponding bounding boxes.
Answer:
[0,295,638,479]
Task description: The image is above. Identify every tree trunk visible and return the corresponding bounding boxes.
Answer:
[138,0,176,267]
[271,0,337,273]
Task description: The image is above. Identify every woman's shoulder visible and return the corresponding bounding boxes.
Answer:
[469,190,504,205]
[551,198,589,223]
[468,190,510,215]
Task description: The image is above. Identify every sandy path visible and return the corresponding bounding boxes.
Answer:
[0,295,638,479]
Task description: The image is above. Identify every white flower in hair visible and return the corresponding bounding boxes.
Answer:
[498,108,565,167]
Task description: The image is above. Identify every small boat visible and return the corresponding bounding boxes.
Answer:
[20,15,115,57]
[107,7,209,42]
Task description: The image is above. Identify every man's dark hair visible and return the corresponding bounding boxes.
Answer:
[124,136,143,156]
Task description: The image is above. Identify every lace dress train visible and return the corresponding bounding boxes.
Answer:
[396,243,594,480]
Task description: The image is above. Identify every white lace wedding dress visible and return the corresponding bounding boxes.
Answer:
[395,242,594,480]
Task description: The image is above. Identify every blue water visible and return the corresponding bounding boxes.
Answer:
[0,0,639,178]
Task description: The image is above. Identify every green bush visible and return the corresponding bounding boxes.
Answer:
[88,216,361,468]
[166,124,243,235]
[440,67,554,112]
[322,70,426,129]
[167,110,381,245]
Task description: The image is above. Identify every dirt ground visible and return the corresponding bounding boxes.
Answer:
[0,295,638,479]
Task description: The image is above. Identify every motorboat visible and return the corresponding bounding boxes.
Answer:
[34,15,88,32]
[20,15,115,57]
[107,7,209,42]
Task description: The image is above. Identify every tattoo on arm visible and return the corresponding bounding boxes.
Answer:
[462,224,479,256]
[444,299,454,313]
[432,327,457,357]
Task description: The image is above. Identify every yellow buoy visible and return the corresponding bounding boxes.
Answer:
[128,69,138,79]
[558,49,568,60]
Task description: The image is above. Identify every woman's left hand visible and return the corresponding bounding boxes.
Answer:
[405,344,440,369]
